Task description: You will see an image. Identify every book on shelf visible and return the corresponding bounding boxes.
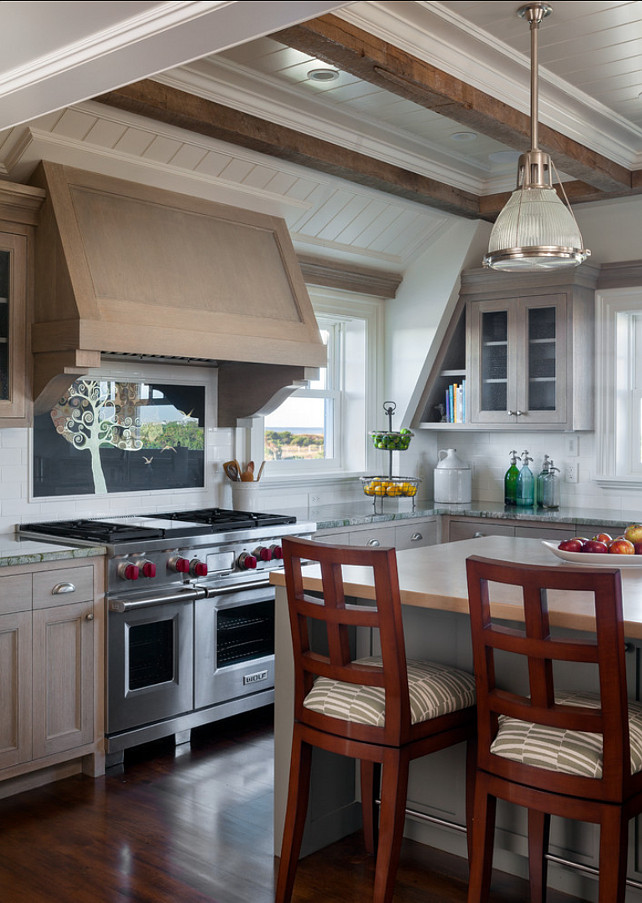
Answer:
[444,380,466,423]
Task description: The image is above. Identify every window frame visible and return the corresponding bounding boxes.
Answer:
[249,286,383,485]
[595,286,642,487]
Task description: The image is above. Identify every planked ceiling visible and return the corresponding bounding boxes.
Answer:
[96,1,642,222]
[4,1,642,271]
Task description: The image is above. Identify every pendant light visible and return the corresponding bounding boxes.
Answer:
[483,2,590,271]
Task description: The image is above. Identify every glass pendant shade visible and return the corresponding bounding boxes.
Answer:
[484,2,590,272]
[484,184,589,271]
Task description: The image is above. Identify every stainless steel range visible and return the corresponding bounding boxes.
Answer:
[20,508,315,766]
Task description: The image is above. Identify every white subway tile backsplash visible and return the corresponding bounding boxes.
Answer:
[0,428,28,448]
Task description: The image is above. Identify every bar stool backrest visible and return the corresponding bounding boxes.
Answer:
[282,535,411,746]
[465,555,632,802]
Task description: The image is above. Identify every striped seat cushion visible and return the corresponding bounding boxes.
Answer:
[490,690,642,778]
[302,656,476,727]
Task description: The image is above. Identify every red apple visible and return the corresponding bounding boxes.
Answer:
[634,542,642,555]
[558,538,584,552]
[608,539,635,555]
[624,523,642,544]
[593,532,612,544]
[582,540,609,554]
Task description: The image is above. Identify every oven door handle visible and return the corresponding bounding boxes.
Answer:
[204,579,273,597]
[108,587,207,612]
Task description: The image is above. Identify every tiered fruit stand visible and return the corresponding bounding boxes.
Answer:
[361,401,420,511]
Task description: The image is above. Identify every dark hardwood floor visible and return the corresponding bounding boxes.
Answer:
[0,706,582,902]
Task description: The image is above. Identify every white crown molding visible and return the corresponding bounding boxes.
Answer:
[158,59,491,194]
[338,1,642,169]
[0,0,351,131]
[0,3,227,97]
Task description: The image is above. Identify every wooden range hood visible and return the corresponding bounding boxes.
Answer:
[29,163,326,425]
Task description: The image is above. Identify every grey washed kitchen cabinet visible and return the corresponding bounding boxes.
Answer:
[412,265,599,432]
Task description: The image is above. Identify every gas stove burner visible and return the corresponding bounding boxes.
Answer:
[20,517,208,543]
[150,507,296,530]
[20,519,167,543]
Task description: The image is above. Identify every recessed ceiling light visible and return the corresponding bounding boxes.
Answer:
[307,67,340,82]
[450,131,477,142]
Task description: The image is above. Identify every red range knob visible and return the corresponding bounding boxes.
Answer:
[270,544,283,560]
[238,553,257,570]
[119,563,139,581]
[191,560,208,578]
[254,546,272,562]
[141,562,156,578]
[169,557,190,574]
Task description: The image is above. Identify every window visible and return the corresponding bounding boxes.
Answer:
[254,287,383,480]
[595,288,642,485]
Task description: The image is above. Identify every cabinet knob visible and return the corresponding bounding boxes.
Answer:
[52,582,76,595]
[367,539,381,547]
[411,533,423,542]
[85,612,94,621]
[507,411,524,417]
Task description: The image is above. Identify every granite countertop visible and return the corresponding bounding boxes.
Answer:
[0,537,105,568]
[299,499,641,532]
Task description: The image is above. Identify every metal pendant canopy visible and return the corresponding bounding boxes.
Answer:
[483,2,590,271]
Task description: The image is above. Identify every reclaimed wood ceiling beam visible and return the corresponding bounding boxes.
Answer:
[273,14,632,195]
[96,80,482,220]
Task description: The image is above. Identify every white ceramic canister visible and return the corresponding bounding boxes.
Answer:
[433,448,472,504]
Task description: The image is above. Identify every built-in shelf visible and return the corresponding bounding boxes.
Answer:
[410,264,599,432]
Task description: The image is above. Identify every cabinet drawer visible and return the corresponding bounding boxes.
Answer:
[396,522,437,549]
[33,566,94,609]
[514,525,573,540]
[448,521,514,542]
[349,527,397,549]
[313,531,351,545]
[0,574,32,615]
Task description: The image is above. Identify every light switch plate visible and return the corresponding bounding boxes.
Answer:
[565,435,578,456]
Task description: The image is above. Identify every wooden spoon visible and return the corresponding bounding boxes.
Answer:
[223,460,240,481]
[240,461,255,481]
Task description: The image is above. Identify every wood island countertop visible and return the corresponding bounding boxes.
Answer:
[271,536,642,640]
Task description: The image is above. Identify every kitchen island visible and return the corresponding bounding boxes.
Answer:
[271,536,642,902]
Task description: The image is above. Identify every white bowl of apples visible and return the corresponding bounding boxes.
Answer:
[543,524,642,566]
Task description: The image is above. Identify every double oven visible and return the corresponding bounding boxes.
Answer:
[21,509,315,766]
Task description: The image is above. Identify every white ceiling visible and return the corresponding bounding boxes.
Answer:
[0,1,350,129]
[1,1,642,271]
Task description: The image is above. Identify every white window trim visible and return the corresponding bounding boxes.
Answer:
[595,286,642,489]
[246,286,384,487]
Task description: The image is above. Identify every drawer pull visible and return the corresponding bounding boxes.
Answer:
[473,532,485,538]
[52,582,76,595]
[411,533,423,542]
[367,539,381,547]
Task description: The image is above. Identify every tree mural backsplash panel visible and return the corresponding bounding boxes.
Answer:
[33,378,206,497]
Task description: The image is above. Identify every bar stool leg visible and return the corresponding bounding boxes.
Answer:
[361,759,381,855]
[527,809,550,903]
[275,729,312,903]
[598,808,628,903]
[373,748,410,903]
[467,772,496,903]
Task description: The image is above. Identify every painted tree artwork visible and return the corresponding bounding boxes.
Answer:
[33,376,206,498]
[50,380,143,494]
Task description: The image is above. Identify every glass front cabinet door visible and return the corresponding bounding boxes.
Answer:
[0,233,27,422]
[467,294,567,426]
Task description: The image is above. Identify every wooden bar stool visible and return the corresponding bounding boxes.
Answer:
[276,536,477,903]
[465,555,642,903]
